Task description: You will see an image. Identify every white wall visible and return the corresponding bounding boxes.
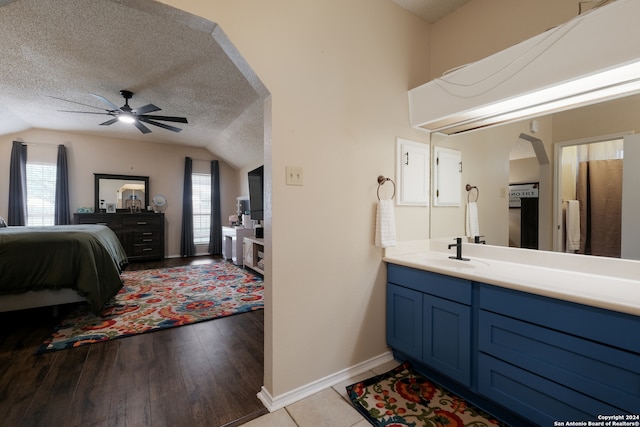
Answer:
[0,129,242,257]
[429,0,578,80]
[158,0,432,398]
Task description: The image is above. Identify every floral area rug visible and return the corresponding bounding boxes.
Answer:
[36,262,263,354]
[346,362,507,427]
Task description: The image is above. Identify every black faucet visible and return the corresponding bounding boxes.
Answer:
[474,235,486,244]
[448,238,470,261]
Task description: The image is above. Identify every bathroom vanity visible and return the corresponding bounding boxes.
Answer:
[384,242,640,425]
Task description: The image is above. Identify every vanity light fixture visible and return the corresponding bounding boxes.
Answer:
[409,0,640,135]
[424,61,640,134]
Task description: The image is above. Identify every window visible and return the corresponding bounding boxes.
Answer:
[26,162,57,226]
[192,173,211,244]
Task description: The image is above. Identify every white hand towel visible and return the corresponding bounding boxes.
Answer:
[566,200,580,251]
[375,199,397,248]
[465,201,480,237]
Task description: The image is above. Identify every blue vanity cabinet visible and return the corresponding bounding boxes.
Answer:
[386,262,640,425]
[387,264,472,386]
[477,284,640,425]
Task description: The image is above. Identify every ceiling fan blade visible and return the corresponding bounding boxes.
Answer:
[49,96,107,111]
[134,121,152,134]
[140,118,183,133]
[138,114,188,123]
[57,110,111,115]
[90,93,122,111]
[99,118,119,126]
[133,103,161,115]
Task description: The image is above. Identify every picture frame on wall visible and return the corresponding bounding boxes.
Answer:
[509,183,539,208]
[106,203,116,213]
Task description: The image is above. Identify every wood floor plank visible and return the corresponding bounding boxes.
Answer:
[0,256,265,427]
[66,339,121,426]
[19,346,90,426]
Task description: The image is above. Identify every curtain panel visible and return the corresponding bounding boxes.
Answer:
[8,141,27,226]
[576,159,622,258]
[180,157,195,256]
[54,144,71,225]
[208,160,222,254]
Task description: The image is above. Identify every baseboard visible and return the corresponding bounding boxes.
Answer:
[256,350,394,412]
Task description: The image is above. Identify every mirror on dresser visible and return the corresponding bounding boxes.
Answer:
[94,173,149,213]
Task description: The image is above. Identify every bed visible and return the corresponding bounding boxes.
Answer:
[0,224,128,314]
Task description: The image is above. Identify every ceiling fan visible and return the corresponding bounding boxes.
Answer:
[54,90,188,134]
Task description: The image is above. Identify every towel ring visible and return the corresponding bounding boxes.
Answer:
[466,184,479,203]
[377,176,396,200]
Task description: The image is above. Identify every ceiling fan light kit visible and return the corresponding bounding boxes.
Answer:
[56,89,188,134]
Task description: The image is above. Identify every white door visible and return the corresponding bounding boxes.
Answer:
[622,134,640,260]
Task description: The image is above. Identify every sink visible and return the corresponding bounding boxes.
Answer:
[417,257,487,269]
[428,258,478,269]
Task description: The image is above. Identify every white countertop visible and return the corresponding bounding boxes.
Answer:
[383,240,640,317]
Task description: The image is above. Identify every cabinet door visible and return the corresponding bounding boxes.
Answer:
[387,284,422,361]
[433,146,462,206]
[423,294,471,386]
[396,138,429,206]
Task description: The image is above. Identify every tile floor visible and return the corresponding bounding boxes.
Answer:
[240,359,401,427]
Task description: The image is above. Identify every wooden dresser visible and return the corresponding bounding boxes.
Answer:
[74,212,165,261]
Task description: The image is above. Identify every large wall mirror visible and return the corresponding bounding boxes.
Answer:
[429,92,640,261]
[94,173,149,213]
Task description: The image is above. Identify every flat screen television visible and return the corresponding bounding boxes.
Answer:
[247,165,264,220]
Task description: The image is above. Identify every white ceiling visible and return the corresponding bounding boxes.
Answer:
[0,0,463,170]
[392,0,472,23]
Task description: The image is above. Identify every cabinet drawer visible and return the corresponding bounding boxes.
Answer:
[387,264,471,304]
[479,283,640,353]
[122,216,162,228]
[478,354,621,425]
[479,310,640,412]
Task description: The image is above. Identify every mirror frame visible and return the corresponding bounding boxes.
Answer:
[94,173,149,213]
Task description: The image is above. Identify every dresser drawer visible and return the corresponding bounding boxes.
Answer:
[75,214,122,229]
[122,215,162,228]
[133,231,160,244]
[132,244,161,257]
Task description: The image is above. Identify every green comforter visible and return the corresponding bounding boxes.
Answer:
[0,225,128,314]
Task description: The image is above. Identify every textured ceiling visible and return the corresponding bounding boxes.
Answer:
[391,0,472,23]
[0,0,472,170]
[0,0,268,169]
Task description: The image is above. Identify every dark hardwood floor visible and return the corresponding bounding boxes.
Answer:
[0,256,266,427]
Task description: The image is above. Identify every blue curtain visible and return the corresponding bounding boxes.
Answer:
[8,141,27,226]
[208,160,222,254]
[54,144,71,225]
[180,157,195,256]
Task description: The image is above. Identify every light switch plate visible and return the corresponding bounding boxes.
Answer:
[286,166,303,186]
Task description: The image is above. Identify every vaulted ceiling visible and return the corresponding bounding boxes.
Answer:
[0,0,268,169]
[0,0,461,169]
